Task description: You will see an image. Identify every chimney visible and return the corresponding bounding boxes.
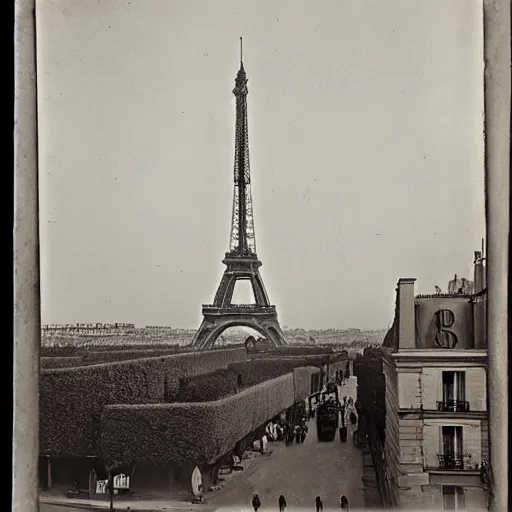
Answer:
[474,251,485,293]
[397,278,416,350]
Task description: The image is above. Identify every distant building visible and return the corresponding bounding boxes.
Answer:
[41,323,136,337]
[447,275,475,295]
[380,250,488,510]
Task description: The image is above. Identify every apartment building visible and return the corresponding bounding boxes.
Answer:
[381,251,488,511]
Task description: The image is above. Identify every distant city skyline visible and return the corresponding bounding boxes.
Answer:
[37,0,485,330]
[41,322,387,332]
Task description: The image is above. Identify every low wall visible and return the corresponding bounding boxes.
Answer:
[100,374,295,466]
[40,347,247,457]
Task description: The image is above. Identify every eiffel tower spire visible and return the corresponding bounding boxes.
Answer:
[229,37,256,255]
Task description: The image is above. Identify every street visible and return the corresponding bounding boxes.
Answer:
[208,378,363,511]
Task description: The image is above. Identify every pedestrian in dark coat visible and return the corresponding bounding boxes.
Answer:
[252,492,261,511]
[315,495,323,511]
[340,495,349,509]
[286,427,294,446]
[340,404,346,426]
[278,494,287,511]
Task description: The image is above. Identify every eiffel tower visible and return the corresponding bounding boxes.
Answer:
[191,40,287,350]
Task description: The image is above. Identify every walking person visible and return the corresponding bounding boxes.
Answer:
[340,495,349,510]
[278,494,287,511]
[340,402,346,427]
[295,425,301,444]
[300,425,307,444]
[286,426,294,446]
[315,496,323,511]
[252,492,261,512]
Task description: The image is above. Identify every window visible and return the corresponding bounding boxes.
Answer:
[440,426,464,469]
[439,371,468,411]
[443,486,465,510]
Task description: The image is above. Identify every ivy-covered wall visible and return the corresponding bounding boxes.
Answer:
[40,348,247,456]
[100,374,296,466]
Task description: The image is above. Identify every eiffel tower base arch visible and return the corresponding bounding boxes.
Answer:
[191,309,287,350]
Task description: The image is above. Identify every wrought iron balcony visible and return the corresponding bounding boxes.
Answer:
[437,453,473,470]
[436,400,470,412]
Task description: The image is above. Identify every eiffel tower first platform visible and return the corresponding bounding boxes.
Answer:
[191,41,287,350]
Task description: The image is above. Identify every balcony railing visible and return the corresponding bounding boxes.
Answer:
[436,400,470,412]
[437,453,473,470]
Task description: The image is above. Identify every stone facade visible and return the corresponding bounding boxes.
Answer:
[381,255,489,511]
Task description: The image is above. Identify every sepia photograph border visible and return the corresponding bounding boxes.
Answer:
[14,1,510,511]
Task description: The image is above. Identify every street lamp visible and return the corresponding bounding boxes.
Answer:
[106,461,122,512]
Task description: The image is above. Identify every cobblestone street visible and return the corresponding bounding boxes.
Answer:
[208,378,365,511]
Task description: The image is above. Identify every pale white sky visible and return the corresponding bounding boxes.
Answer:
[37,0,485,330]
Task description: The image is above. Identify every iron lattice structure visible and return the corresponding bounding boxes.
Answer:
[229,61,256,255]
[191,43,287,350]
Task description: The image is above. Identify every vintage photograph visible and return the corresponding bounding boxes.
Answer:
[34,0,490,510]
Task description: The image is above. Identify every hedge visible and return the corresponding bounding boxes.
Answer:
[40,346,85,357]
[40,350,194,369]
[230,356,330,387]
[249,352,345,365]
[40,348,247,457]
[40,350,193,369]
[292,366,321,401]
[40,357,83,369]
[176,368,240,402]
[265,346,335,356]
[89,343,182,352]
[176,360,325,403]
[81,349,187,365]
[100,374,295,466]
